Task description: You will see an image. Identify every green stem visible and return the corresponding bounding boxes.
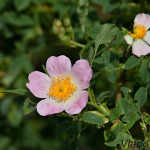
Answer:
[90,49,97,67]
[127,130,134,141]
[87,102,109,117]
[88,88,96,103]
[70,41,85,48]
[141,115,148,141]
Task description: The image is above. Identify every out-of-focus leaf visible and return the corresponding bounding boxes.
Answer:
[124,55,143,69]
[24,98,36,115]
[97,91,110,103]
[0,96,13,115]
[14,0,31,11]
[0,89,27,95]
[2,54,29,86]
[55,121,72,137]
[92,0,118,13]
[0,136,10,150]
[7,105,23,127]
[108,70,117,83]
[3,12,34,27]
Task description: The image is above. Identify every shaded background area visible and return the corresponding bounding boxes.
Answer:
[0,0,150,150]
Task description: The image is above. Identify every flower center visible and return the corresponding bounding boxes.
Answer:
[47,75,77,101]
[129,24,147,39]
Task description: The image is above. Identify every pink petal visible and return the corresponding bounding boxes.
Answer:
[26,71,51,98]
[124,34,133,45]
[143,31,150,45]
[132,39,150,57]
[134,13,150,29]
[37,99,64,116]
[65,90,88,115]
[46,55,72,78]
[71,60,92,90]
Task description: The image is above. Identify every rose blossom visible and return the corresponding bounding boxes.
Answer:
[124,13,150,57]
[26,55,92,116]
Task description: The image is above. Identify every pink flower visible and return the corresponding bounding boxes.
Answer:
[124,13,150,57]
[26,55,92,116]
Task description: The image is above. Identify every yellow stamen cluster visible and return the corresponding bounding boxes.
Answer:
[47,75,77,101]
[129,24,147,39]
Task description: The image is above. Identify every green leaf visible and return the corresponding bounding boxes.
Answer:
[0,89,27,95]
[3,12,34,27]
[97,91,110,103]
[119,99,139,129]
[105,132,132,147]
[145,117,150,125]
[134,87,147,107]
[0,136,10,150]
[2,54,30,87]
[24,98,36,115]
[55,121,72,137]
[95,24,118,52]
[7,105,23,127]
[102,51,115,69]
[81,111,107,125]
[14,0,30,11]
[125,55,143,69]
[126,113,137,129]
[108,70,117,83]
[110,100,122,121]
[121,87,131,98]
[86,25,101,39]
[139,60,149,83]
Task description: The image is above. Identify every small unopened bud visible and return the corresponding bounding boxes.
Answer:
[52,26,59,34]
[59,27,65,34]
[59,34,70,43]
[55,20,62,27]
[66,27,72,33]
[64,18,71,26]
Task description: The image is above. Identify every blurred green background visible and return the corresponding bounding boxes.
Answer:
[0,0,150,150]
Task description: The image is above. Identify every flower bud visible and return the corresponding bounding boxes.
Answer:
[63,18,71,26]
[55,20,62,27]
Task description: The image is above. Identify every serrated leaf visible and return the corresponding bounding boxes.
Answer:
[110,100,122,121]
[139,60,149,83]
[119,99,139,129]
[126,113,137,129]
[125,55,143,69]
[95,24,118,51]
[105,132,131,147]
[24,98,36,115]
[81,111,107,125]
[121,87,131,98]
[134,87,147,107]
[0,89,27,95]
